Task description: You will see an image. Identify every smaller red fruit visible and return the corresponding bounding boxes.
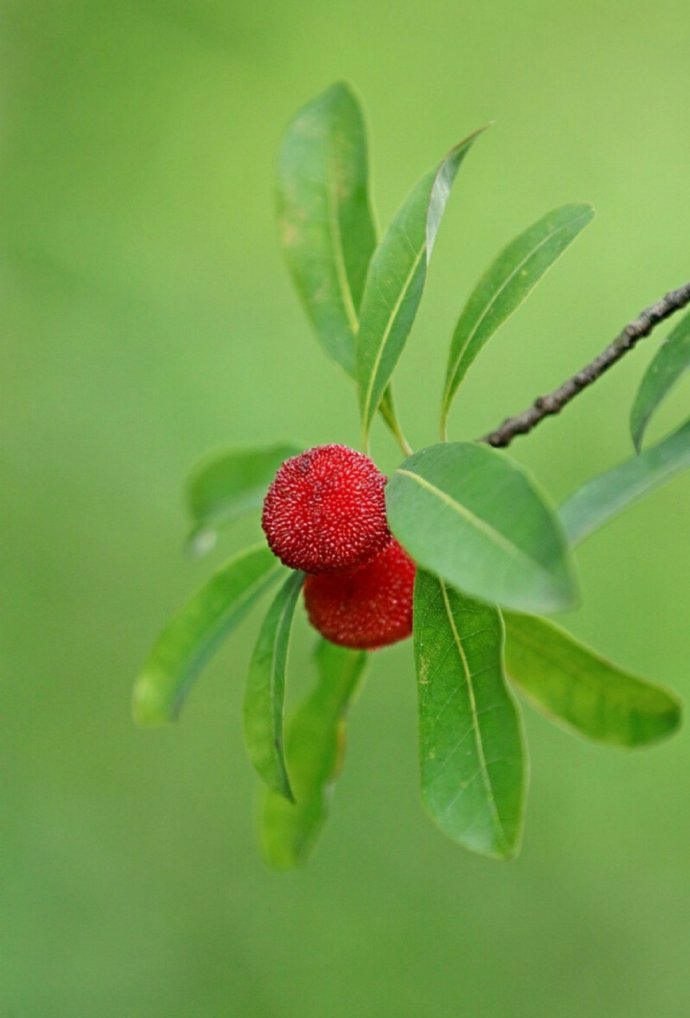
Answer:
[261,444,390,573]
[303,539,416,650]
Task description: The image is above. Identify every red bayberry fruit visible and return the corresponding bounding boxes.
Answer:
[303,539,416,650]
[261,444,390,573]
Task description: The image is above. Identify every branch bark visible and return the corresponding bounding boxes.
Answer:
[480,280,690,449]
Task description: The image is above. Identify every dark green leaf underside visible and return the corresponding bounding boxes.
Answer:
[630,308,690,450]
[387,442,577,614]
[244,570,305,800]
[133,546,283,726]
[504,612,681,747]
[560,417,690,545]
[260,640,367,868]
[414,572,526,858]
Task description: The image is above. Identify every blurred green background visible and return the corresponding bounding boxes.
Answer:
[2,1,690,1015]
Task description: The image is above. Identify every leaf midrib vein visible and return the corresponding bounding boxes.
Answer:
[395,468,538,572]
[443,212,589,410]
[266,576,302,789]
[361,246,425,429]
[439,580,507,848]
[325,137,359,338]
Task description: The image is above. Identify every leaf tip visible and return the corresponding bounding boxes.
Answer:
[666,709,683,740]
[659,692,683,738]
[497,841,523,862]
[329,78,356,99]
[273,765,296,804]
[549,573,581,616]
[308,79,361,119]
[630,409,645,454]
[132,672,173,728]
[185,526,218,559]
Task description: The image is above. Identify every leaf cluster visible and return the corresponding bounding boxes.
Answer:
[134,83,688,865]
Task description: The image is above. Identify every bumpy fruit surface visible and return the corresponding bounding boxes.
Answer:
[303,539,416,650]
[261,444,390,573]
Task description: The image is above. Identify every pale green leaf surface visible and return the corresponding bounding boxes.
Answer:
[414,572,526,858]
[441,204,594,433]
[133,546,283,726]
[504,612,681,747]
[277,81,376,376]
[560,418,690,545]
[260,640,367,869]
[357,130,485,441]
[244,571,305,800]
[631,308,690,450]
[186,443,300,551]
[386,443,577,614]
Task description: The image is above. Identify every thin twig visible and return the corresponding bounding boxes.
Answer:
[480,280,690,449]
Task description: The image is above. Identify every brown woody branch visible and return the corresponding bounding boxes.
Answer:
[480,280,690,449]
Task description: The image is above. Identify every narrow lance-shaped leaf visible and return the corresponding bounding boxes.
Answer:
[358,129,486,444]
[630,308,690,450]
[386,442,578,614]
[441,203,595,436]
[244,570,305,801]
[504,612,681,747]
[560,417,690,545]
[414,571,526,859]
[277,81,376,376]
[260,640,368,869]
[133,546,283,726]
[276,81,406,445]
[186,443,300,553]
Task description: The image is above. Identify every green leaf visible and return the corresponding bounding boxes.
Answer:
[504,612,681,747]
[259,640,368,868]
[186,443,300,552]
[441,203,595,435]
[276,82,407,447]
[414,571,526,859]
[386,442,577,614]
[560,417,690,545]
[357,129,485,444]
[244,571,305,800]
[133,546,283,726]
[630,308,690,450]
[277,81,376,376]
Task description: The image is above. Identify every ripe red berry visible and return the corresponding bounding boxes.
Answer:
[261,444,390,573]
[303,539,416,650]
